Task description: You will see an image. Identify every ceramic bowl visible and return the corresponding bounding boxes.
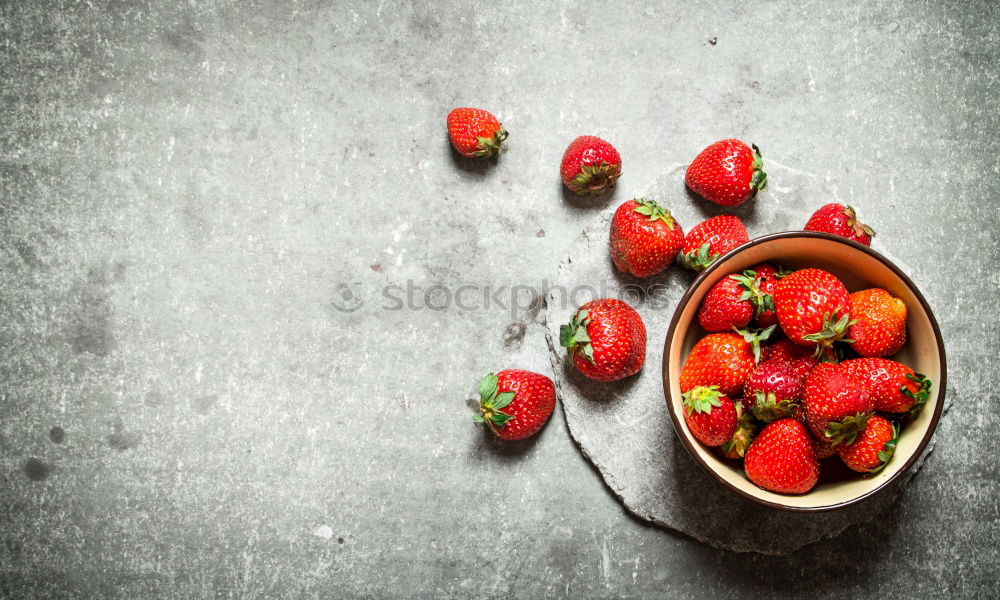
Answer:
[662,231,946,511]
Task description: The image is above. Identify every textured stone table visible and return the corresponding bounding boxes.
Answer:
[1,1,996,598]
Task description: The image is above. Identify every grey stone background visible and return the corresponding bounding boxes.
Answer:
[0,1,996,598]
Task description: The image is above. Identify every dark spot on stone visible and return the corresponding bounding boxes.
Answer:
[748,80,761,91]
[370,263,383,272]
[192,394,218,414]
[24,458,50,481]
[368,152,375,158]
[503,321,527,349]
[108,417,141,451]
[14,241,43,269]
[145,389,167,407]
[68,267,116,357]
[337,537,344,544]
[708,37,718,46]
[49,426,65,444]
[536,229,545,237]
[400,398,410,410]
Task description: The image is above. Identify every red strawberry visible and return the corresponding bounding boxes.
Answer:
[447,108,507,158]
[744,418,819,495]
[560,135,622,195]
[836,415,898,473]
[773,268,853,351]
[842,358,932,417]
[803,363,874,445]
[609,198,684,277]
[560,298,646,381]
[746,262,785,327]
[744,359,804,422]
[696,272,756,332]
[804,203,875,246]
[685,139,767,207]
[679,215,750,271]
[679,327,774,396]
[721,402,758,459]
[846,289,908,357]
[682,386,738,447]
[763,338,819,379]
[473,370,555,440]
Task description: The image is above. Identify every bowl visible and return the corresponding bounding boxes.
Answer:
[662,231,946,511]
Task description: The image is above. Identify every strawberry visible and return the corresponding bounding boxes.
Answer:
[804,203,875,246]
[447,108,507,158]
[560,298,646,381]
[720,401,758,459]
[473,370,555,440]
[803,362,874,445]
[746,262,785,327]
[679,327,774,396]
[773,268,854,351]
[560,135,622,195]
[744,418,819,495]
[685,139,767,207]
[836,415,898,473]
[679,215,750,271]
[609,198,684,277]
[846,289,908,357]
[696,272,755,332]
[744,359,804,422]
[842,358,932,417]
[763,338,820,379]
[682,386,738,447]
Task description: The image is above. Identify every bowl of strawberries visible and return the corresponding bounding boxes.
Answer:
[662,231,946,511]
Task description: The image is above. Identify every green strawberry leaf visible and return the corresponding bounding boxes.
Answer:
[561,309,596,364]
[477,373,499,404]
[871,424,899,474]
[825,412,871,446]
[492,391,516,410]
[682,386,723,415]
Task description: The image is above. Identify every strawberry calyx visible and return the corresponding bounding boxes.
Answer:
[824,411,871,446]
[632,198,675,228]
[473,126,508,158]
[472,373,515,432]
[803,311,857,355]
[751,390,799,422]
[731,270,775,318]
[734,324,777,363]
[870,423,899,474]
[560,309,595,363]
[682,385,724,415]
[569,161,622,195]
[748,144,768,199]
[902,372,932,420]
[844,205,876,240]
[680,242,718,272]
[721,403,757,458]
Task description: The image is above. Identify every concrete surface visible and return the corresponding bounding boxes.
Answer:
[0,1,997,598]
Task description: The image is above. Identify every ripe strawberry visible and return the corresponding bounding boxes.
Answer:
[762,338,820,378]
[773,268,854,351]
[721,401,758,459]
[803,362,874,445]
[473,370,555,441]
[804,203,875,246]
[679,327,774,396]
[679,215,750,271]
[697,272,755,332]
[609,198,684,277]
[744,418,819,495]
[836,415,898,473]
[682,386,738,447]
[744,359,803,422]
[685,139,767,207]
[447,108,507,158]
[560,298,646,381]
[846,289,908,357]
[560,135,622,195]
[746,262,785,327]
[842,358,932,417]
